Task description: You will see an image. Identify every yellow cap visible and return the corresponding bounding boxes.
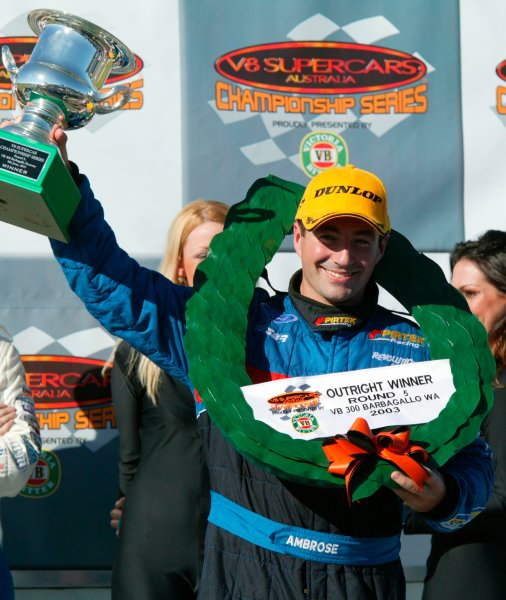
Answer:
[295,165,391,235]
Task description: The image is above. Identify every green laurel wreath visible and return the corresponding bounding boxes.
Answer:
[184,175,495,501]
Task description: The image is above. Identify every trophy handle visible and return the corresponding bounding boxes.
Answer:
[93,85,132,114]
[2,45,27,109]
[1,46,19,81]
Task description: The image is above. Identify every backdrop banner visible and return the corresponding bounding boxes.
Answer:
[180,0,463,251]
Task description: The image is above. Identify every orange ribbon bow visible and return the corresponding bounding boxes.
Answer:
[322,417,429,504]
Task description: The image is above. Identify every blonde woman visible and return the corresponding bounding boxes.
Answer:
[110,200,228,600]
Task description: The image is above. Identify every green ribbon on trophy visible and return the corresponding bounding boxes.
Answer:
[0,9,136,241]
[184,175,495,502]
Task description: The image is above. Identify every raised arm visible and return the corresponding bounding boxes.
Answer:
[49,128,192,386]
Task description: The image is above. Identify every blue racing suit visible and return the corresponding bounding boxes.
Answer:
[51,175,493,600]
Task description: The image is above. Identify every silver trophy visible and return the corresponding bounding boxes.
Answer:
[0,9,137,241]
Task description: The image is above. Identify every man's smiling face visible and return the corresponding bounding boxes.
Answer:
[293,216,387,307]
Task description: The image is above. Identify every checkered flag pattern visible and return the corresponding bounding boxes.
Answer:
[13,325,117,357]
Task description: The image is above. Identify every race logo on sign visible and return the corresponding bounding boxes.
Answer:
[214,41,427,102]
[20,449,61,499]
[292,412,319,434]
[268,388,321,413]
[21,355,115,452]
[300,131,348,177]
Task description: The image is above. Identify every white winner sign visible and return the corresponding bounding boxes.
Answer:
[241,359,455,440]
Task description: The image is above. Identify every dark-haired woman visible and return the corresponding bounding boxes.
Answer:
[422,230,506,600]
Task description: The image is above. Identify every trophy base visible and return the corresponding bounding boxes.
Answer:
[0,130,80,242]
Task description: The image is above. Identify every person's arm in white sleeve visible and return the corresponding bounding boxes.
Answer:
[0,328,41,497]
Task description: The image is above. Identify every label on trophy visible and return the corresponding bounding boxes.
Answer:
[241,359,455,439]
[0,139,49,180]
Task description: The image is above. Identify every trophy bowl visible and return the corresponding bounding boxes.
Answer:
[2,9,137,136]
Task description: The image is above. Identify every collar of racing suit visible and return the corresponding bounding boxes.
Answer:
[288,270,379,333]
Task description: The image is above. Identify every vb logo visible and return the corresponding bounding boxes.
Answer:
[300,131,348,178]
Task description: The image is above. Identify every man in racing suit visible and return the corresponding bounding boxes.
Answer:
[49,131,492,600]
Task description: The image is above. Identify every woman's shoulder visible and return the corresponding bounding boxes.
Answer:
[112,340,138,370]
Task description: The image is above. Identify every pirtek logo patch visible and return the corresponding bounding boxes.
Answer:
[314,316,358,327]
[369,329,426,346]
[314,186,383,203]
